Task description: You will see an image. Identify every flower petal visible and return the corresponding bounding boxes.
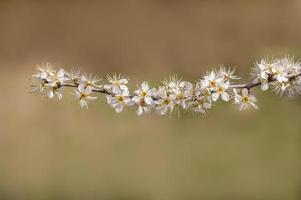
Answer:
[141,81,149,91]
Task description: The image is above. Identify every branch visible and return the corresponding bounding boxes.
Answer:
[31,57,301,114]
[59,72,301,94]
[229,72,301,90]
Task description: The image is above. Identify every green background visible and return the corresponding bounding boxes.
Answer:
[0,1,301,199]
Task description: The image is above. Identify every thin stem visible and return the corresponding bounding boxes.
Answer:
[229,72,301,90]
[59,72,301,95]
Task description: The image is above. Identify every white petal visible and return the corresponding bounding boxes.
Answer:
[221,93,229,101]
[159,107,168,115]
[87,96,97,101]
[141,81,149,91]
[106,95,113,104]
[115,103,123,113]
[78,84,85,92]
[242,88,248,96]
[144,106,151,113]
[120,79,128,84]
[249,95,257,102]
[261,82,269,91]
[57,92,63,100]
[47,90,54,99]
[212,92,219,101]
[112,87,121,94]
[74,90,80,98]
[103,85,112,90]
[125,98,134,106]
[144,96,153,105]
[148,88,156,96]
[122,89,129,96]
[251,102,258,109]
[120,85,128,91]
[84,86,92,94]
[203,102,211,109]
[80,100,88,109]
[41,72,48,79]
[132,96,141,103]
[136,106,143,115]
[57,69,65,78]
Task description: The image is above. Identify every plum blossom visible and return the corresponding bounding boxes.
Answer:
[46,69,69,100]
[233,89,258,111]
[106,88,134,113]
[155,87,176,115]
[211,81,230,102]
[104,74,129,91]
[31,56,301,116]
[132,81,156,115]
[74,84,97,109]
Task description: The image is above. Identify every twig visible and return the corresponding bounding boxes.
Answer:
[229,72,301,90]
[59,72,301,95]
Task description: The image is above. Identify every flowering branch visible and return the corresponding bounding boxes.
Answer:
[31,56,301,115]
[229,72,301,89]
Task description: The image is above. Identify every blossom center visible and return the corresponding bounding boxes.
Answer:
[242,96,249,102]
[118,96,124,102]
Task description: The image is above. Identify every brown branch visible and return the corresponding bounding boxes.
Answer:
[57,72,301,96]
[229,72,301,90]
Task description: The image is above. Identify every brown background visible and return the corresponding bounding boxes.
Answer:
[0,1,301,199]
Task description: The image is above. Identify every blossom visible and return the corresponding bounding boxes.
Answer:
[271,63,288,83]
[32,63,55,81]
[189,96,212,114]
[46,69,68,100]
[104,74,128,91]
[174,81,193,109]
[132,81,156,115]
[233,88,258,110]
[80,73,102,89]
[106,88,134,113]
[200,71,222,91]
[187,85,212,114]
[211,81,230,102]
[74,84,97,109]
[218,66,239,82]
[155,87,176,115]
[66,68,81,85]
[31,63,56,94]
[253,59,271,91]
[31,56,301,116]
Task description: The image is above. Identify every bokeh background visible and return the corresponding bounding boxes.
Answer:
[1,0,301,199]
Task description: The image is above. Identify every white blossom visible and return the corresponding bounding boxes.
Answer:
[46,69,69,100]
[187,85,212,114]
[155,87,176,115]
[132,81,156,115]
[80,73,102,89]
[106,88,134,113]
[271,63,288,83]
[31,63,56,94]
[32,63,55,81]
[74,84,97,109]
[211,81,230,102]
[218,66,239,82]
[174,81,193,109]
[233,88,258,110]
[31,56,301,116]
[252,58,276,91]
[104,74,128,91]
[66,68,81,85]
[201,71,222,91]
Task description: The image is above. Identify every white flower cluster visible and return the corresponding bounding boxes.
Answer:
[32,63,100,109]
[252,56,301,98]
[31,57,301,115]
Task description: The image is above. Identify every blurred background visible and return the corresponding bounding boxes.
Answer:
[1,0,301,199]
